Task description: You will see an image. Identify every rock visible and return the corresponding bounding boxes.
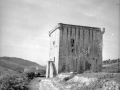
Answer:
[102,80,120,90]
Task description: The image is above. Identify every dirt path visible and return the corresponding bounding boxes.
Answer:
[29,77,58,90]
[28,77,44,90]
[39,79,58,90]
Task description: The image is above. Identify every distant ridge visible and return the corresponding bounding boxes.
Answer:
[0,56,46,76]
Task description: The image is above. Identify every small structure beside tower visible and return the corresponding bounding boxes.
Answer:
[46,23,105,78]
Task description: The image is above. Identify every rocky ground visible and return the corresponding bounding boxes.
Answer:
[30,73,120,90]
[51,72,120,90]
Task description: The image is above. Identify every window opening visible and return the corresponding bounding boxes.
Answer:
[53,41,55,45]
[71,39,74,47]
[71,39,74,52]
[54,57,55,63]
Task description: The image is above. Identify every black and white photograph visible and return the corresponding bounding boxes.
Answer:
[0,0,120,90]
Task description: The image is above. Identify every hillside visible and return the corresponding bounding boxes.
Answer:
[102,62,120,73]
[0,66,17,79]
[0,56,46,76]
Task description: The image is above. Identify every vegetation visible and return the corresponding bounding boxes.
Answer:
[0,57,45,73]
[0,69,46,90]
[0,74,29,90]
[103,58,120,65]
[0,56,46,90]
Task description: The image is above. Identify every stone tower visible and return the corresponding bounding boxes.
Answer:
[46,23,105,78]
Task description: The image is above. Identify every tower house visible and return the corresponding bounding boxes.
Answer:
[46,23,105,78]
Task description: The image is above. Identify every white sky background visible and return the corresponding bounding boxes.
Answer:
[0,0,119,65]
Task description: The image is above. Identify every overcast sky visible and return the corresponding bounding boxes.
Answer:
[0,0,119,65]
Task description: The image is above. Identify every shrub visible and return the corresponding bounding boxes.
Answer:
[25,71,36,80]
[37,69,46,76]
[24,69,46,79]
[0,74,29,90]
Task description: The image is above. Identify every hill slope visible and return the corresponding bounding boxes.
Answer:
[0,56,46,76]
[102,62,120,73]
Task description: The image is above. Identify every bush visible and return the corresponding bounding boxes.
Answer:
[37,69,46,77]
[24,69,46,79]
[25,71,36,80]
[0,74,29,90]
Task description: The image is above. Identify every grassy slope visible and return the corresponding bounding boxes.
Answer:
[0,57,46,77]
[0,66,17,79]
[0,57,45,68]
[102,62,120,73]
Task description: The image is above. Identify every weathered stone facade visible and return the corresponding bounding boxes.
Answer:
[46,23,105,78]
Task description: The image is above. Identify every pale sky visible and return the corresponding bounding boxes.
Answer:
[0,0,119,65]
